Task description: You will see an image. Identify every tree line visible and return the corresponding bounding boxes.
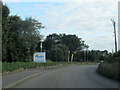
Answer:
[2,3,44,62]
[2,3,89,62]
[42,33,88,62]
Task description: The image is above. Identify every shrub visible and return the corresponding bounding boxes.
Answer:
[97,51,120,81]
[97,62,119,81]
[50,44,69,62]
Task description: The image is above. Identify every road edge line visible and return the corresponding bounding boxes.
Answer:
[5,71,46,88]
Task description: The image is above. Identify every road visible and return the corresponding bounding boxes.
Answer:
[3,64,118,88]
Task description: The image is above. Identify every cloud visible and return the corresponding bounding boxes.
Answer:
[4,1,118,51]
[36,2,117,51]
[36,2,117,32]
[86,35,115,51]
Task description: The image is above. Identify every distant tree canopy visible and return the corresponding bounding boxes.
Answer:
[74,50,109,62]
[60,34,85,54]
[104,51,120,63]
[50,44,69,62]
[2,3,44,62]
[0,2,2,61]
[43,33,88,61]
[43,33,87,53]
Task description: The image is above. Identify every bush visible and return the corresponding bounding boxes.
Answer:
[50,44,69,62]
[97,62,119,81]
[104,51,120,63]
[97,51,120,81]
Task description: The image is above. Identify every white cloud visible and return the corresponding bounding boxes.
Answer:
[4,1,118,51]
[35,2,118,51]
[86,35,115,51]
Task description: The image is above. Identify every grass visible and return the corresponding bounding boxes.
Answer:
[97,62,119,81]
[2,60,98,73]
[2,61,57,73]
[0,62,1,73]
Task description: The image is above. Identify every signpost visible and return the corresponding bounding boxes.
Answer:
[34,52,46,62]
[33,40,46,62]
[118,2,120,51]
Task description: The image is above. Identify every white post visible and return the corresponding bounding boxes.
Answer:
[71,54,74,62]
[68,51,70,62]
[84,50,85,62]
[40,41,42,52]
[68,54,69,62]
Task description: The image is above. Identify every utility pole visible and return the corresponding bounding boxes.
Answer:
[84,51,86,62]
[86,47,88,62]
[40,40,42,52]
[68,51,70,62]
[111,19,117,53]
[84,45,89,62]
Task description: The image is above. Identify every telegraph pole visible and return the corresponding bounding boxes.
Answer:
[40,40,42,52]
[111,19,117,53]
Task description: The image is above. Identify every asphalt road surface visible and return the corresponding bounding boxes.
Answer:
[3,64,119,88]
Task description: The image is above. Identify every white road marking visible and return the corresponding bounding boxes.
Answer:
[5,71,47,88]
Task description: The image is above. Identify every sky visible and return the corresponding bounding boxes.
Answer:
[2,0,119,52]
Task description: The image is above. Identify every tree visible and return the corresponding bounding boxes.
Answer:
[2,4,44,62]
[2,3,10,62]
[43,33,60,52]
[43,33,62,59]
[74,50,108,62]
[74,51,84,62]
[43,33,87,61]
[19,17,44,61]
[104,51,120,63]
[0,1,3,61]
[60,34,86,61]
[50,44,69,62]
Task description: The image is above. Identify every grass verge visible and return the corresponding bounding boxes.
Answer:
[2,60,98,73]
[97,62,119,81]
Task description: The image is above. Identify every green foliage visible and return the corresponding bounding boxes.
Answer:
[2,61,98,73]
[2,4,9,18]
[0,2,2,61]
[60,34,82,54]
[104,51,120,63]
[2,61,58,72]
[73,51,84,61]
[97,63,119,81]
[43,33,60,52]
[50,44,69,62]
[43,33,86,53]
[97,51,120,81]
[87,50,104,61]
[43,33,87,61]
[2,4,44,62]
[74,50,107,62]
